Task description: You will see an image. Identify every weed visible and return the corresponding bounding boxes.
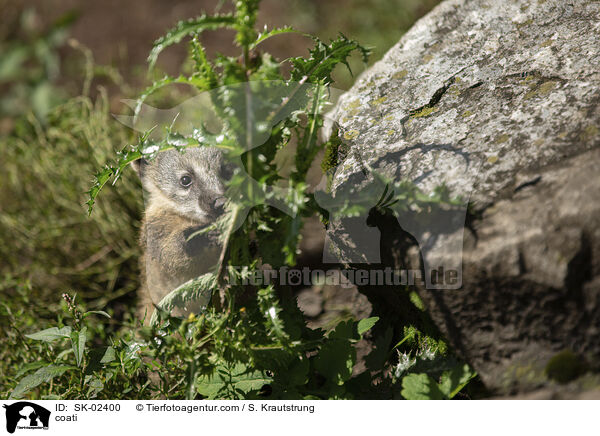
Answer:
[6,0,476,400]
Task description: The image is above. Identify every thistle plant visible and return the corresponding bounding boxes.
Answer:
[9,0,477,400]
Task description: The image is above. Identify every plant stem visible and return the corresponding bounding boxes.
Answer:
[186,359,196,400]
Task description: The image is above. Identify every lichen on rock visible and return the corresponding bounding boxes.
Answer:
[324,0,600,393]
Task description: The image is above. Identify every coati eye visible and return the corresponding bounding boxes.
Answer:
[180,175,193,187]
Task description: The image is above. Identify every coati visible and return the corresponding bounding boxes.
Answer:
[133,147,228,321]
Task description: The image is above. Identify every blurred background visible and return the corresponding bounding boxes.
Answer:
[0,0,440,323]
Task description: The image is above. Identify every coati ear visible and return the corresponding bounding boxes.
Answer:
[131,158,148,179]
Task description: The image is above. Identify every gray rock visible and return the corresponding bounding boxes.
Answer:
[296,287,324,318]
[325,0,600,392]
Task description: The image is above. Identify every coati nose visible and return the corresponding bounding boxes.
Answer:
[212,196,227,214]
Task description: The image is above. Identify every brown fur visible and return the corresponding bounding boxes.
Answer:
[134,148,226,322]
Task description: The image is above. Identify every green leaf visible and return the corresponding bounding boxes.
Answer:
[86,376,104,398]
[438,364,477,399]
[133,74,203,119]
[289,34,370,85]
[286,357,309,387]
[148,14,236,69]
[190,36,218,90]
[401,373,446,400]
[329,320,359,341]
[15,361,48,378]
[10,364,76,399]
[250,53,284,81]
[233,0,259,48]
[31,81,57,120]
[0,46,28,82]
[149,273,216,326]
[249,26,297,49]
[357,317,379,336]
[123,342,143,362]
[100,346,116,364]
[25,326,72,342]
[71,326,87,367]
[196,363,272,399]
[314,339,355,385]
[258,286,289,342]
[364,326,393,371]
[83,310,111,319]
[87,346,116,372]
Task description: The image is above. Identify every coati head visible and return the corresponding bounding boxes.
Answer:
[133,147,230,225]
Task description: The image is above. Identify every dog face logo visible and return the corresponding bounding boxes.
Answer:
[3,402,50,433]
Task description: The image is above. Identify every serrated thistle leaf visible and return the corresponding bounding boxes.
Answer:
[257,286,289,342]
[134,75,206,120]
[233,0,259,48]
[86,150,143,215]
[190,36,218,91]
[289,34,370,85]
[148,14,236,70]
[149,273,216,326]
[249,25,297,50]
